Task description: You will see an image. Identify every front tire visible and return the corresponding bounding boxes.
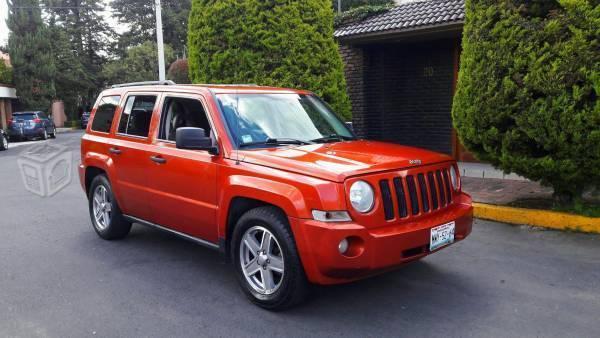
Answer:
[50,126,57,138]
[88,175,132,240]
[231,206,308,310]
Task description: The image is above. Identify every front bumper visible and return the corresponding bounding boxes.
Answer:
[289,193,473,285]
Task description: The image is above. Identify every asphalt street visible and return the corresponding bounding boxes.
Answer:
[1,131,599,337]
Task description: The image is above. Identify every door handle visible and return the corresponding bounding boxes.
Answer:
[150,155,167,164]
[109,147,122,155]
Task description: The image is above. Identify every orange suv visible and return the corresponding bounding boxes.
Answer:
[79,81,473,310]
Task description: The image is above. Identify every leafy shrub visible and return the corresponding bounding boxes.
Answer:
[331,0,393,12]
[167,59,190,84]
[188,0,352,120]
[0,60,12,84]
[452,0,600,201]
[334,3,394,27]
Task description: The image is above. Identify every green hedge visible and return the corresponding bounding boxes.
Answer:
[188,0,352,120]
[0,61,12,84]
[452,0,600,201]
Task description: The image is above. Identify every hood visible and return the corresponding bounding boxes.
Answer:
[238,140,453,182]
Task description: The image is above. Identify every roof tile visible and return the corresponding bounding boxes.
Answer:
[335,0,464,38]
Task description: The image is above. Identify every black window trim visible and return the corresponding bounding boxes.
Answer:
[90,95,122,134]
[155,92,219,146]
[115,93,159,140]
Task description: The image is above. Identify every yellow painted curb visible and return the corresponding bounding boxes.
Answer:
[473,202,600,234]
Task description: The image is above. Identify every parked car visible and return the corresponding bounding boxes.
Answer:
[81,111,91,129]
[7,111,57,141]
[0,129,8,151]
[79,81,473,310]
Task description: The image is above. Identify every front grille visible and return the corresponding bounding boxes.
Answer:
[378,166,454,220]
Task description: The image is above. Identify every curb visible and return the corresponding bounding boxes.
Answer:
[473,202,600,234]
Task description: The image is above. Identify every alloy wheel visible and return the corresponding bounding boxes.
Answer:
[92,185,112,230]
[2,135,7,149]
[239,226,285,295]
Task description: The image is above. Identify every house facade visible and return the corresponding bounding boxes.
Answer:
[336,0,475,161]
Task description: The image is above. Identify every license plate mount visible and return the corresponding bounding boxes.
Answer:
[430,221,455,251]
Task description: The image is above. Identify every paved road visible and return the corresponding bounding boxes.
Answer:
[1,131,599,337]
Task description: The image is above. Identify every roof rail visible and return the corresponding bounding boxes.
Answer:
[110,80,176,89]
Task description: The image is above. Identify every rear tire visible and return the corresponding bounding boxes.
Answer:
[41,129,48,140]
[231,206,309,310]
[88,174,132,240]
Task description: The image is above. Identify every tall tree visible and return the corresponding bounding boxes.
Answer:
[102,41,176,85]
[7,0,56,110]
[43,0,114,114]
[188,0,352,120]
[111,0,191,56]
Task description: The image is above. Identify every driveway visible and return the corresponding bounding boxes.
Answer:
[0,131,599,337]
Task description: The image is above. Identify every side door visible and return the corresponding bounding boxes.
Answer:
[107,93,161,222]
[144,93,219,243]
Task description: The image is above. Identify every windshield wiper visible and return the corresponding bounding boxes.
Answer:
[239,138,315,148]
[310,134,355,143]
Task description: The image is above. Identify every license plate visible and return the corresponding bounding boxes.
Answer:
[430,221,455,251]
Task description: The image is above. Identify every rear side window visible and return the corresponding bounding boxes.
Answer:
[118,95,157,137]
[91,96,121,133]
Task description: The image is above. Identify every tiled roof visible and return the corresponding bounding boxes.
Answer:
[334,0,464,39]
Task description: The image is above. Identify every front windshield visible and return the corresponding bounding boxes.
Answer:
[216,93,355,148]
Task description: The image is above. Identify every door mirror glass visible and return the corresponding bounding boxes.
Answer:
[175,127,218,155]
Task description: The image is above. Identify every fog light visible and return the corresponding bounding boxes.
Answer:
[338,238,349,254]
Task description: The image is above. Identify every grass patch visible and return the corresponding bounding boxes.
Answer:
[508,198,600,218]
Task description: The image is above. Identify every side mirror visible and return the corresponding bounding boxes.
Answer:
[176,127,219,155]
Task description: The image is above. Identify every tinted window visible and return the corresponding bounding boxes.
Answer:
[159,97,211,141]
[117,95,156,137]
[91,96,121,133]
[38,113,47,119]
[13,114,36,120]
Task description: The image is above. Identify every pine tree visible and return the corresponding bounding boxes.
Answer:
[111,0,191,56]
[188,0,352,120]
[7,0,56,110]
[43,0,114,113]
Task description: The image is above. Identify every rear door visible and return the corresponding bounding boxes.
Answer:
[144,93,219,243]
[107,93,161,221]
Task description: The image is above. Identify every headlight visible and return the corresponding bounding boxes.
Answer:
[349,180,374,213]
[450,166,460,191]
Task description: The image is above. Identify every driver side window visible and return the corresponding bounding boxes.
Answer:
[159,96,212,142]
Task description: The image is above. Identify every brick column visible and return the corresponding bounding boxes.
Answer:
[339,43,367,138]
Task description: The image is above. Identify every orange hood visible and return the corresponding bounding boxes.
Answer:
[238,140,454,182]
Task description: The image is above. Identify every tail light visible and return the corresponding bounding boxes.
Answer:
[33,118,42,123]
[7,118,13,126]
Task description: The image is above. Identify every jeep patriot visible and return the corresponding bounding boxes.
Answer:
[79,81,473,310]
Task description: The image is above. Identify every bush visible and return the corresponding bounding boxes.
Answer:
[188,0,352,120]
[0,60,12,84]
[334,3,394,28]
[452,0,600,201]
[167,59,190,84]
[331,0,393,12]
